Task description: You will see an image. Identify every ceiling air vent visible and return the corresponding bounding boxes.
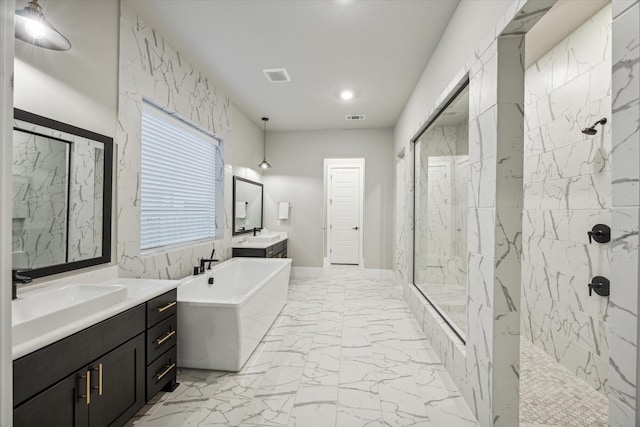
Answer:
[263,68,291,83]
[346,115,366,121]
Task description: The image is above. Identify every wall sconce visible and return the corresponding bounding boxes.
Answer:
[15,0,71,51]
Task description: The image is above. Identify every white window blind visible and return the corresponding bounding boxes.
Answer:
[140,102,220,251]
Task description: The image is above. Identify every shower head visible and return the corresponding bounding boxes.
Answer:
[582,118,607,135]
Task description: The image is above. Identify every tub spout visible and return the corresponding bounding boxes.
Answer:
[200,258,219,273]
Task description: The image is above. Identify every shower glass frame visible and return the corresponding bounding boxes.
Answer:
[412,80,470,344]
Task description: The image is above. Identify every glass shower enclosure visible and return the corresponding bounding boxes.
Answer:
[413,84,469,340]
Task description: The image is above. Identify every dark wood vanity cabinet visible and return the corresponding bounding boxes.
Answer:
[233,239,288,258]
[13,307,146,427]
[145,290,178,400]
[13,289,178,427]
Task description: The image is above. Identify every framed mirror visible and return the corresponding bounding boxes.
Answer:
[12,109,113,278]
[233,176,263,235]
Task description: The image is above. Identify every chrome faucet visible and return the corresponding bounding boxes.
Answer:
[12,269,32,300]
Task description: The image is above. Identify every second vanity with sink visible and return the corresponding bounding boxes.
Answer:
[232,232,288,259]
[12,276,180,427]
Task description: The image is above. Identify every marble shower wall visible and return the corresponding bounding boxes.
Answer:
[415,124,468,287]
[609,0,640,424]
[68,141,104,262]
[521,5,612,396]
[12,129,68,269]
[117,6,232,279]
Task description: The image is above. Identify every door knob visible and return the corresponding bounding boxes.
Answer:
[353,226,359,230]
[588,224,610,244]
[588,276,610,297]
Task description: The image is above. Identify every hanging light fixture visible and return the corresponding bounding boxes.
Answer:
[258,117,272,169]
[15,0,71,51]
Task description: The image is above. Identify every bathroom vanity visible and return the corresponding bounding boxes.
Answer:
[12,280,179,427]
[232,234,288,258]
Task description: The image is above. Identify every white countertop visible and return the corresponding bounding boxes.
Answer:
[232,233,287,249]
[12,278,180,360]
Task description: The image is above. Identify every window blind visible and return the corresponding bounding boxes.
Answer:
[140,102,220,251]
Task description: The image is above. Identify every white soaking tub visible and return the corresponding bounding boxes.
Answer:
[177,257,292,371]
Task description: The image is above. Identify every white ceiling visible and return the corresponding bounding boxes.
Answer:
[123,0,460,131]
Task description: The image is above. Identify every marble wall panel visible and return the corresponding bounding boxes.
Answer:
[415,124,469,287]
[117,6,232,279]
[68,141,104,261]
[609,0,640,424]
[522,5,612,396]
[12,129,68,268]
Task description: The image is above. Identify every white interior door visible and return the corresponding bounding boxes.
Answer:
[330,167,361,264]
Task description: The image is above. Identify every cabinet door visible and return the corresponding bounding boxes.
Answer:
[13,369,90,427]
[89,334,145,427]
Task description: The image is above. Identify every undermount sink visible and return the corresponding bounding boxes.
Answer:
[13,284,128,346]
[246,233,281,243]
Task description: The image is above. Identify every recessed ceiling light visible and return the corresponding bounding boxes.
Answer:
[340,90,354,101]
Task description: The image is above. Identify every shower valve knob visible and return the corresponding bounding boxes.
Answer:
[588,276,610,297]
[587,224,610,244]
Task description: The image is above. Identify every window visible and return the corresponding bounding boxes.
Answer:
[140,101,222,251]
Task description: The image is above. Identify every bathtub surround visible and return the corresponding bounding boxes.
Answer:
[609,0,640,424]
[521,5,612,395]
[117,5,232,280]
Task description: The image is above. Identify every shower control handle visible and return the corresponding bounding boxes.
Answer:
[588,224,610,244]
[588,276,610,297]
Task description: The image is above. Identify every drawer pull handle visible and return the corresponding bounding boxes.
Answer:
[155,301,177,313]
[92,363,103,396]
[155,330,176,346]
[156,362,176,381]
[79,371,90,405]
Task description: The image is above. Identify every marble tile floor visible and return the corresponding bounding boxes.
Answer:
[126,266,480,427]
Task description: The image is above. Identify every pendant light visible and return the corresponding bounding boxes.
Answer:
[259,117,272,169]
[15,0,71,51]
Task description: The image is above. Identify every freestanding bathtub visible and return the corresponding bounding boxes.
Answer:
[177,257,292,371]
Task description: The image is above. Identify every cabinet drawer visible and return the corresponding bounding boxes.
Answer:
[147,315,177,364]
[147,289,177,327]
[233,247,266,257]
[272,240,285,254]
[146,346,177,401]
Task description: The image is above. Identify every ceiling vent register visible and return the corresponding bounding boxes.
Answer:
[346,115,366,121]
[263,68,291,83]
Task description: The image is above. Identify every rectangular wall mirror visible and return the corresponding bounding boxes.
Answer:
[233,176,263,235]
[12,109,113,278]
